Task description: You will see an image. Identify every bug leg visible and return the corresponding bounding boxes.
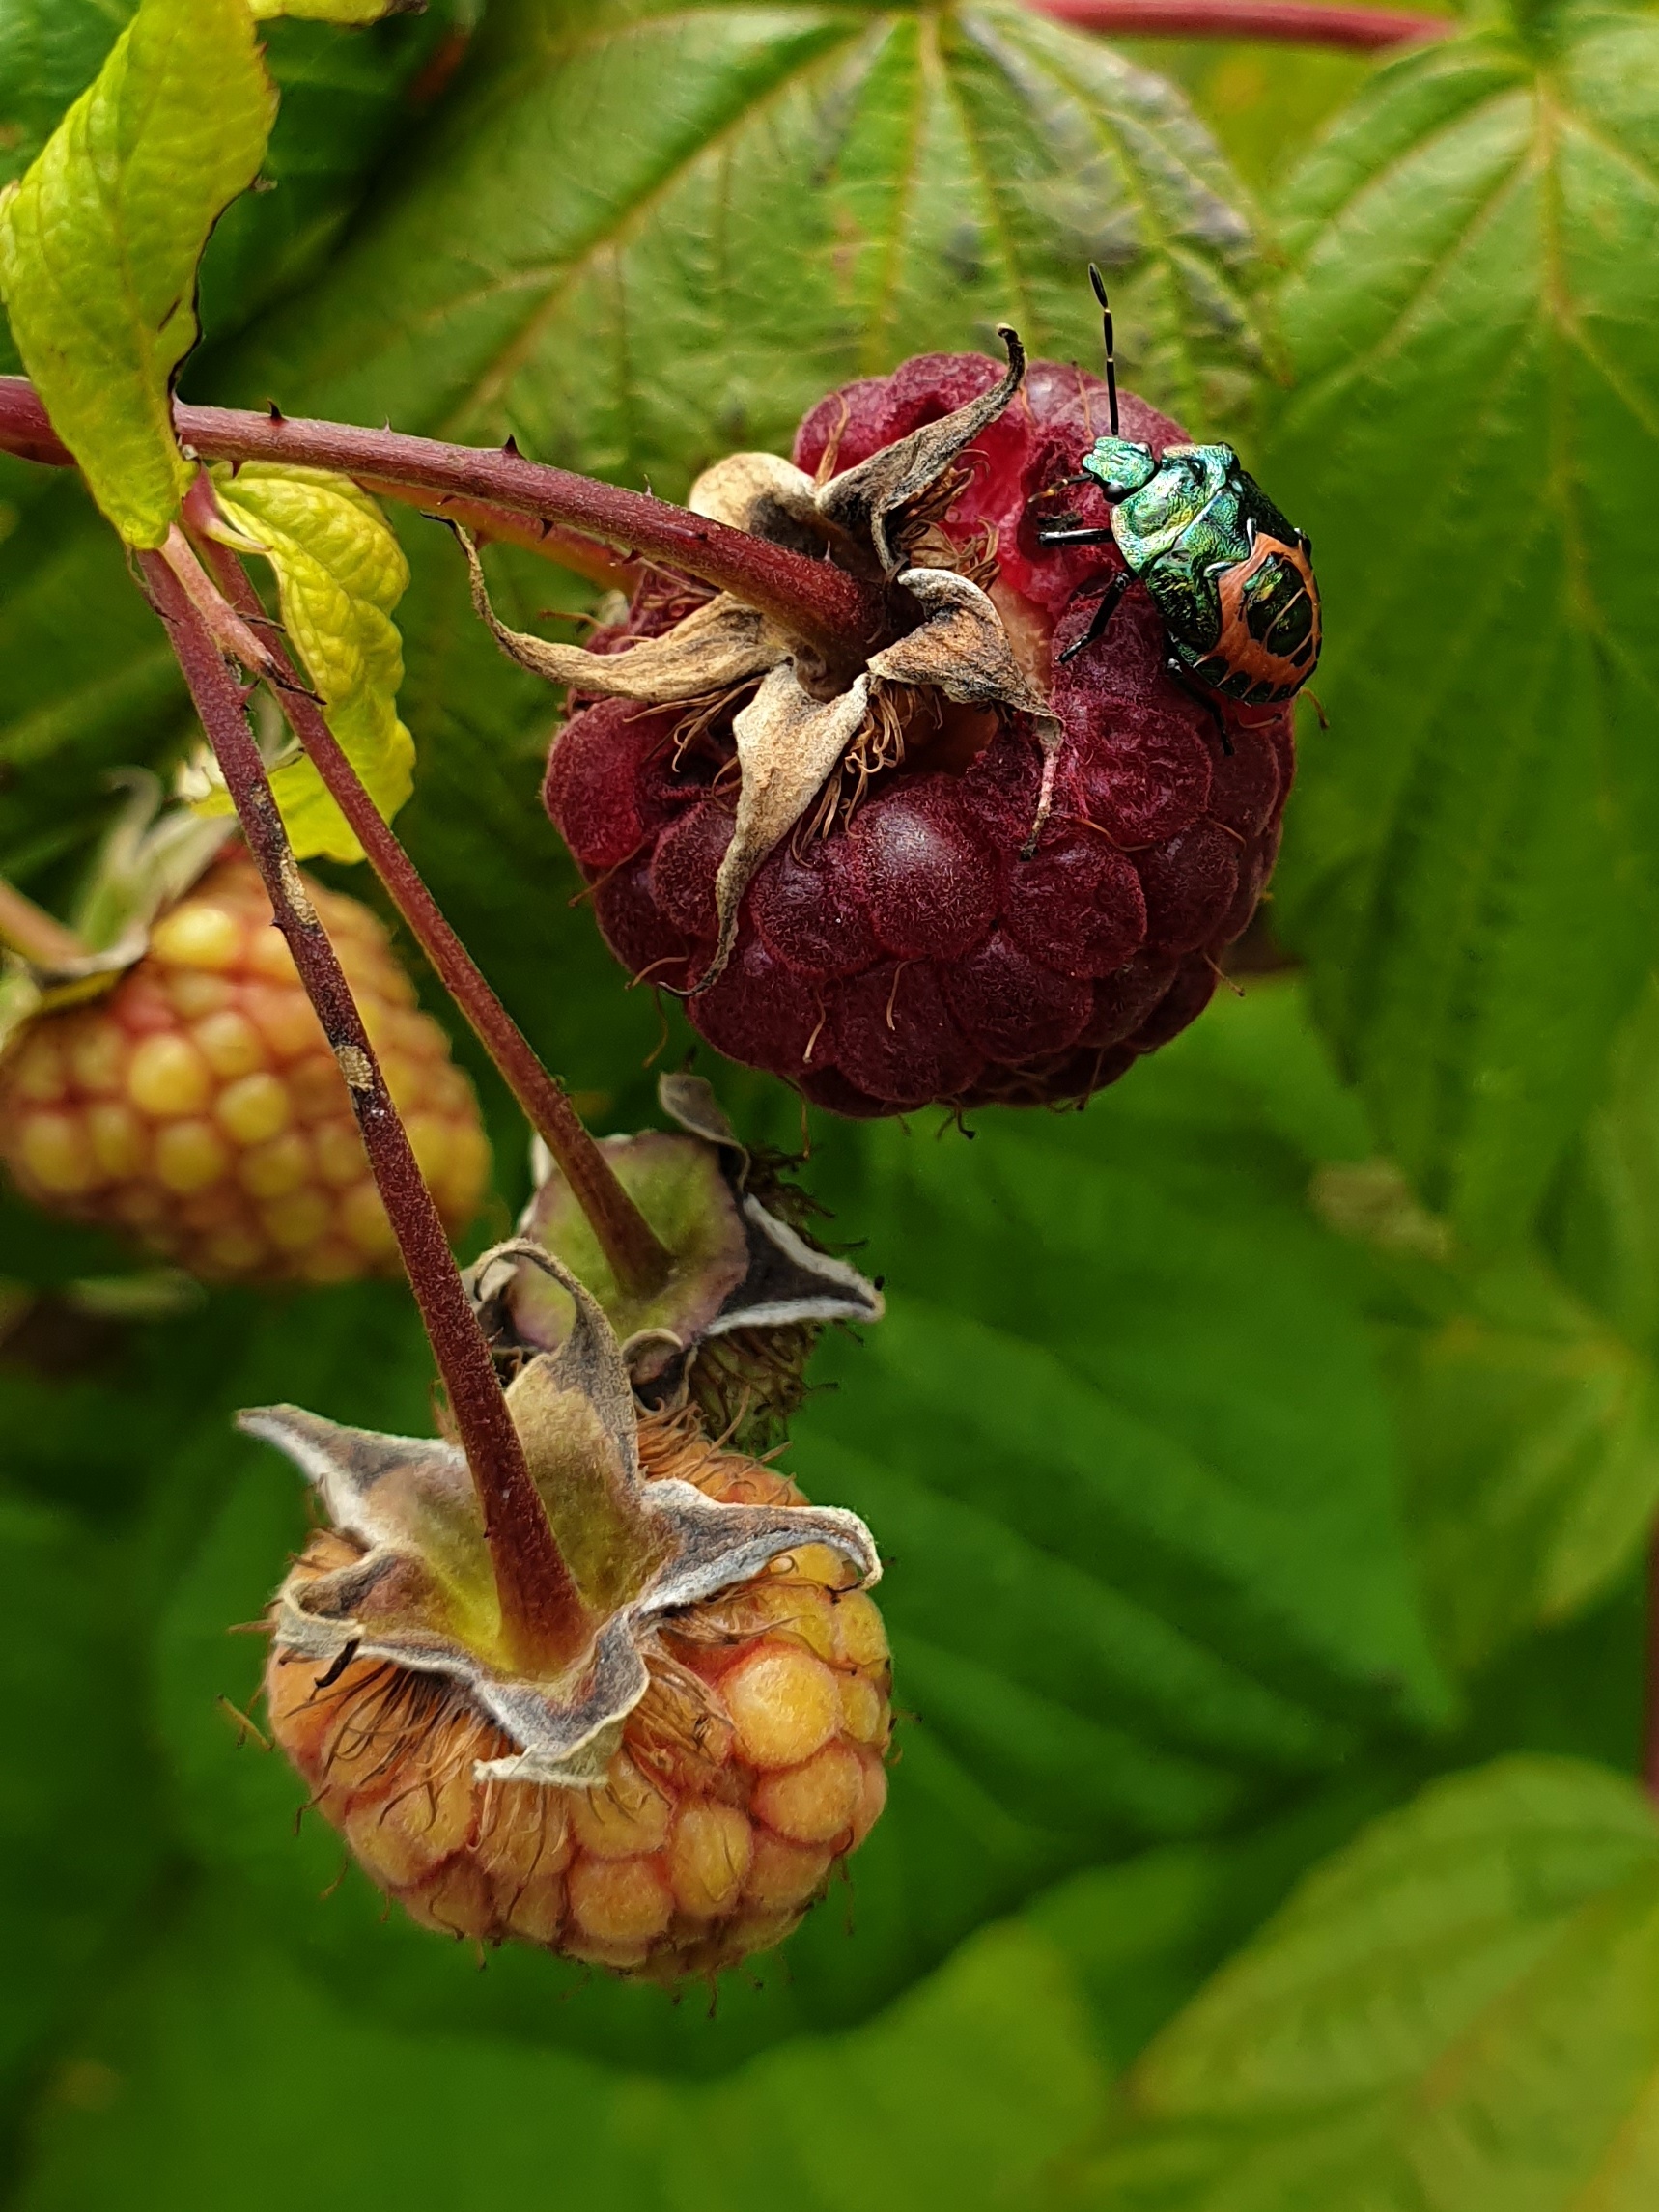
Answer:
[1167,658,1234,757]
[1035,522,1117,548]
[1057,571,1132,664]
[1030,471,1097,531]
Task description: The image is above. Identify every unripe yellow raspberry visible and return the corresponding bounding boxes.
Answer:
[264,1409,891,1981]
[0,855,490,1281]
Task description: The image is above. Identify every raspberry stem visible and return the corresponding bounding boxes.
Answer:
[0,874,89,967]
[0,378,885,669]
[138,549,593,1674]
[372,491,639,593]
[190,524,674,1302]
[1022,0,1448,48]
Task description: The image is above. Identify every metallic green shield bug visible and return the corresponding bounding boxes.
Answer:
[1038,268,1321,718]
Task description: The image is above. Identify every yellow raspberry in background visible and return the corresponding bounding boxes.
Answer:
[0,854,490,1282]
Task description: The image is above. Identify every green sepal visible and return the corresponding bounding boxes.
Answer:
[0,948,135,1058]
[70,771,237,954]
[193,463,414,862]
[0,773,232,1054]
[0,961,46,1057]
[0,0,275,547]
[493,1129,751,1383]
[504,1343,670,1620]
[472,1076,884,1434]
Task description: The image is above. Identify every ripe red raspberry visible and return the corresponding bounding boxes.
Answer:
[262,1410,889,1980]
[544,354,1293,1114]
[0,854,490,1279]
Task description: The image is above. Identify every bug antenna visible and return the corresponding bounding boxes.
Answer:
[1088,264,1119,437]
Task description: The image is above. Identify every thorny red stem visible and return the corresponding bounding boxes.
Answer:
[356,484,639,594]
[0,379,882,668]
[138,551,592,1675]
[192,526,674,1302]
[1024,0,1450,48]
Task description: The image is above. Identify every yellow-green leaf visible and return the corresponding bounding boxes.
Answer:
[0,0,274,547]
[1082,1759,1659,2212]
[202,462,413,862]
[248,0,412,18]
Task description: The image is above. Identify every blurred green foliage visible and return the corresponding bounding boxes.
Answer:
[4,0,1659,2206]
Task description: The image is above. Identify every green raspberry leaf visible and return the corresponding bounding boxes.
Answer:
[1392,1244,1659,1677]
[1311,1153,1659,1677]
[1547,980,1659,1360]
[0,0,275,546]
[0,3,142,198]
[1265,5,1659,1251]
[17,1880,1108,2211]
[1081,1757,1659,2211]
[0,1488,165,2117]
[225,0,1268,483]
[196,463,413,861]
[0,6,472,387]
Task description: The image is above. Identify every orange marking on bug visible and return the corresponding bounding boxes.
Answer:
[1211,534,1320,700]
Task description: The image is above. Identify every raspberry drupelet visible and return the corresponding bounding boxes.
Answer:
[0,854,489,1279]
[540,350,1293,1115]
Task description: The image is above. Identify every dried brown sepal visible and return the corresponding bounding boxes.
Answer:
[459,327,1058,987]
[687,450,851,564]
[700,666,875,990]
[249,1246,878,1788]
[815,326,1026,574]
[456,531,786,703]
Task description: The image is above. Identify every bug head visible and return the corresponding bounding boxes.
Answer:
[1082,436,1159,500]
